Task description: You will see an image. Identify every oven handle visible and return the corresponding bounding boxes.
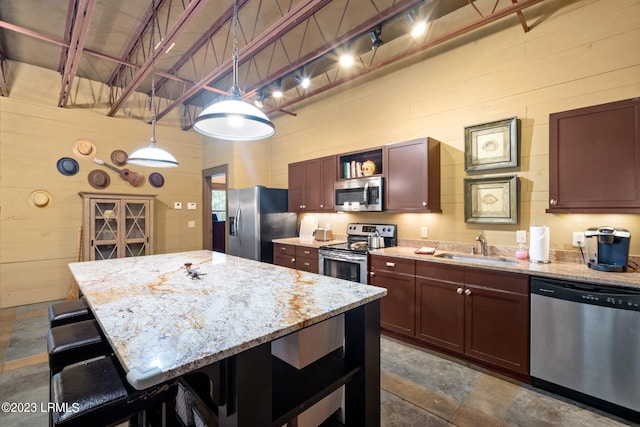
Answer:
[319,250,367,264]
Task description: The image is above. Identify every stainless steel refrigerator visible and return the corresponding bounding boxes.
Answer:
[227,186,297,263]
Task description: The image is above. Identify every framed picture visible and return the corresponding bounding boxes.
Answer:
[464,117,518,171]
[464,175,517,224]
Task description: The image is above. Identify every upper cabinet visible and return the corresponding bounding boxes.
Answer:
[548,97,640,213]
[384,138,441,213]
[288,155,337,212]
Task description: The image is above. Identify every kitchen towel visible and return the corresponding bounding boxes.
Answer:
[529,225,550,263]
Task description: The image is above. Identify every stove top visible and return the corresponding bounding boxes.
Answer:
[320,223,397,254]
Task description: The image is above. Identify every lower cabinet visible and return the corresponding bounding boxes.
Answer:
[273,243,319,273]
[415,261,529,376]
[369,255,416,337]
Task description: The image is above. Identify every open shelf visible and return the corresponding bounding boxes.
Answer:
[271,350,360,426]
[338,148,383,179]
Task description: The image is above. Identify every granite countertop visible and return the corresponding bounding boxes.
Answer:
[68,250,386,389]
[371,246,640,290]
[273,237,347,248]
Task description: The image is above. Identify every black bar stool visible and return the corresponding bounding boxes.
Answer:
[47,319,110,375]
[50,356,178,427]
[48,299,93,328]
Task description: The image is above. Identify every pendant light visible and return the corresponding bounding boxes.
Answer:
[193,0,275,141]
[128,0,179,168]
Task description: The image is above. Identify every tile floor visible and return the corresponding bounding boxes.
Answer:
[0,300,636,427]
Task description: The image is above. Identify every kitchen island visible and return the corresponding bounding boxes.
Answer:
[68,250,387,426]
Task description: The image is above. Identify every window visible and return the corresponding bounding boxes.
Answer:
[211,189,226,221]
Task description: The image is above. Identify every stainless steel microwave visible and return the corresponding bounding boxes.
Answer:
[334,176,383,212]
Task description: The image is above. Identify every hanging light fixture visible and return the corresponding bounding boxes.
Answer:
[193,0,275,141]
[128,0,179,168]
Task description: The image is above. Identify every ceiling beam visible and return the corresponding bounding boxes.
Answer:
[106,0,209,117]
[155,0,332,122]
[58,0,97,107]
[268,0,545,114]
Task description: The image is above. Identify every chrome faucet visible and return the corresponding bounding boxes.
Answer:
[475,232,488,256]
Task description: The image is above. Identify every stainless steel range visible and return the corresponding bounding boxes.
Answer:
[319,223,397,284]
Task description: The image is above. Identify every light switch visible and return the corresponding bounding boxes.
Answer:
[174,202,182,209]
[516,230,527,244]
[187,202,197,210]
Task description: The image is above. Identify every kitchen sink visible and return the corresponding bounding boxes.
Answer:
[434,253,519,266]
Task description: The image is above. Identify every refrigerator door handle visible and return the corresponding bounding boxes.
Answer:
[235,207,241,244]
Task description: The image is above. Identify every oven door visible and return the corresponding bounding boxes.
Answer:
[319,249,367,284]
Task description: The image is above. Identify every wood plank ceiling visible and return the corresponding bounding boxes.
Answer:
[0,0,544,131]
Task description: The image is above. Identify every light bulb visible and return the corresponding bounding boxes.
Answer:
[339,54,354,67]
[227,114,244,127]
[411,21,427,38]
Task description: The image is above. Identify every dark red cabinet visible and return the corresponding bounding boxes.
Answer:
[288,155,336,212]
[369,255,416,337]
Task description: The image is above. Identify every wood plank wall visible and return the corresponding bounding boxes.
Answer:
[205,0,640,252]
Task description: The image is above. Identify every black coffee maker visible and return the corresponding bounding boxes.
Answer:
[584,226,631,272]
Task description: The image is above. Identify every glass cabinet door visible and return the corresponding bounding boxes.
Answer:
[123,201,150,257]
[91,200,120,260]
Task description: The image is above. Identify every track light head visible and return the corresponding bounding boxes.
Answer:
[369,26,384,50]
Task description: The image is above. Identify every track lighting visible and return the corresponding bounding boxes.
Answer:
[406,10,427,38]
[254,89,265,108]
[294,73,310,89]
[369,26,384,50]
[272,79,283,99]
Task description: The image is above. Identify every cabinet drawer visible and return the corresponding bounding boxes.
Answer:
[370,255,415,275]
[296,257,319,273]
[274,243,295,256]
[416,261,464,283]
[295,246,318,259]
[274,252,296,269]
[465,268,528,295]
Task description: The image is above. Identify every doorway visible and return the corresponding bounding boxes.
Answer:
[202,165,228,252]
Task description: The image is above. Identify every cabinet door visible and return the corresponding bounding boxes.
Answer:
[415,277,464,353]
[384,138,441,212]
[548,98,640,213]
[319,156,337,211]
[303,159,322,211]
[463,284,529,375]
[370,256,415,337]
[123,200,151,257]
[274,243,296,268]
[288,162,306,212]
[90,199,120,260]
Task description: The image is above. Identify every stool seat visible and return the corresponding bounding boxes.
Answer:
[47,320,109,373]
[51,356,177,427]
[48,299,93,327]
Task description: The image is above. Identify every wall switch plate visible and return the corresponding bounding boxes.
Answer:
[421,226,428,238]
[572,232,585,247]
[174,202,182,209]
[516,230,527,244]
[188,221,195,228]
[187,202,197,210]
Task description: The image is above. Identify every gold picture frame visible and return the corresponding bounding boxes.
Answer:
[464,117,518,171]
[464,175,518,224]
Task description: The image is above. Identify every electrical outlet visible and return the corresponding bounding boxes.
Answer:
[421,226,428,238]
[572,231,585,247]
[187,202,197,210]
[174,202,182,209]
[188,221,195,228]
[516,230,527,244]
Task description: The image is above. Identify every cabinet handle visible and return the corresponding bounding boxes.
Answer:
[385,262,396,267]
[422,201,427,207]
[320,204,324,208]
[369,271,375,276]
[280,247,286,251]
[550,198,557,205]
[299,205,303,209]
[303,262,310,266]
[303,250,310,254]
[464,289,472,296]
[291,258,296,263]
[457,287,463,294]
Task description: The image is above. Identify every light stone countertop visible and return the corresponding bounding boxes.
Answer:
[371,246,640,290]
[68,250,386,389]
[272,237,347,248]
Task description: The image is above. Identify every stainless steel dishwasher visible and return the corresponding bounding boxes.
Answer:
[531,277,640,423]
